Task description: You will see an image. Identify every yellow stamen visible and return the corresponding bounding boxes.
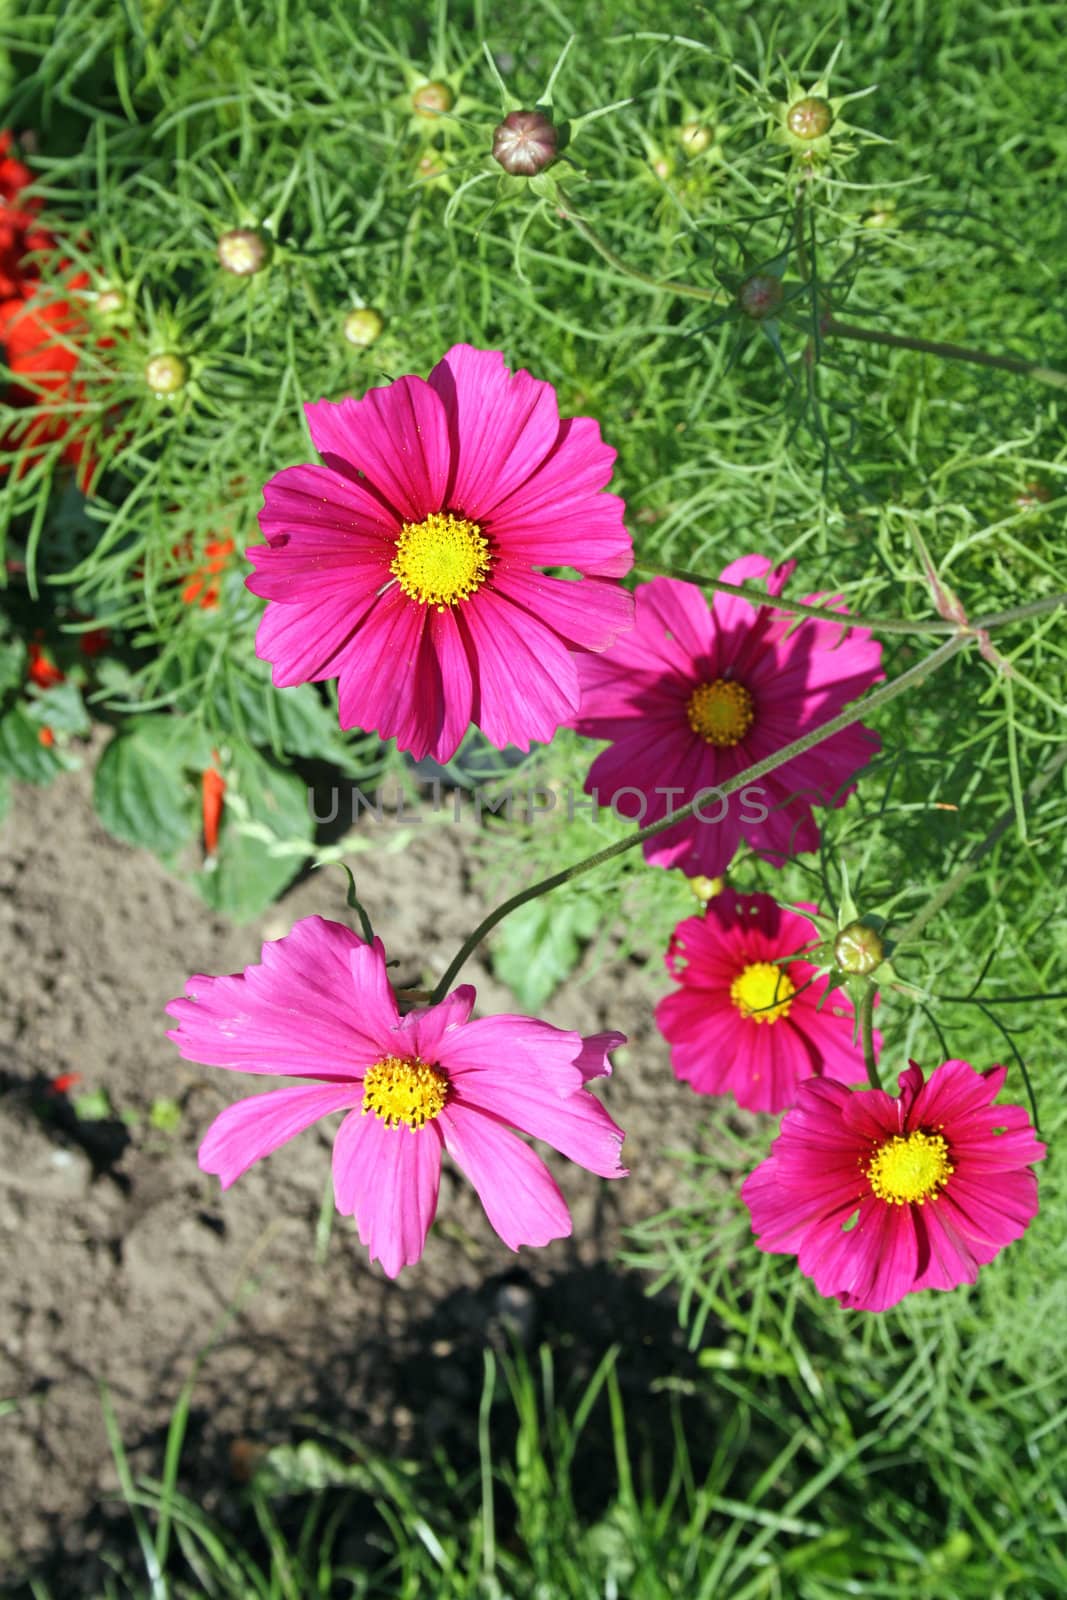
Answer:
[866,1130,954,1205]
[687,679,755,746]
[361,1054,449,1131]
[391,511,490,610]
[730,962,795,1024]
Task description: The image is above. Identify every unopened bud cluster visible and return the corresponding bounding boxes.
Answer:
[833,921,884,977]
[145,352,188,395]
[343,308,385,349]
[737,274,783,320]
[786,96,833,141]
[217,228,269,276]
[492,109,558,176]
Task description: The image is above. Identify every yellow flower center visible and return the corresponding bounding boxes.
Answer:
[687,679,755,746]
[390,511,491,610]
[361,1054,449,1131]
[866,1130,954,1206]
[729,962,796,1024]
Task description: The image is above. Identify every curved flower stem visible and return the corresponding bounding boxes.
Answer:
[858,989,880,1091]
[821,316,1067,392]
[635,563,1067,639]
[891,740,1067,953]
[429,632,971,1003]
[554,191,727,304]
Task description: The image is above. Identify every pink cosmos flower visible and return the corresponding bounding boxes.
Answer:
[655,890,875,1114]
[742,1060,1046,1312]
[570,556,883,878]
[165,916,627,1278]
[245,345,634,761]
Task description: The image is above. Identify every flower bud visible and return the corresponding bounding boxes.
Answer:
[689,875,725,904]
[679,121,711,156]
[217,227,269,276]
[145,352,188,395]
[1014,481,1052,510]
[786,97,833,140]
[95,286,125,315]
[343,307,385,349]
[492,109,558,176]
[412,81,453,118]
[833,921,884,976]
[737,274,783,320]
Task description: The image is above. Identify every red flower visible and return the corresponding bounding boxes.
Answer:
[38,725,56,747]
[0,131,53,299]
[26,638,65,688]
[202,759,226,857]
[1,274,101,490]
[179,537,236,609]
[77,624,111,657]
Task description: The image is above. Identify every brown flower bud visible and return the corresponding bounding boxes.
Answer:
[833,921,884,976]
[786,97,833,140]
[217,228,269,276]
[737,274,783,320]
[412,81,453,118]
[492,109,558,176]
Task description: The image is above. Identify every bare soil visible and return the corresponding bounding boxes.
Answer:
[0,742,710,1592]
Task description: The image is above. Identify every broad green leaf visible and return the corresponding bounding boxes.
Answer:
[491,894,601,1010]
[0,703,66,783]
[189,738,312,922]
[93,714,211,857]
[24,680,92,736]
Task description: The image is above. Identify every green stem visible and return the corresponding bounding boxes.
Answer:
[554,192,725,305]
[891,740,1067,953]
[821,315,1067,392]
[429,631,971,1002]
[636,563,1067,639]
[859,989,880,1091]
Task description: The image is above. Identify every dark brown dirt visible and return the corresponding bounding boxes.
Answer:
[0,739,707,1590]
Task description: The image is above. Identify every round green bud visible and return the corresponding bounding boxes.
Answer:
[343,307,385,348]
[412,81,453,118]
[737,274,783,320]
[95,286,126,316]
[217,228,269,276]
[833,921,884,976]
[145,352,188,395]
[492,109,558,176]
[786,96,833,140]
[679,121,712,156]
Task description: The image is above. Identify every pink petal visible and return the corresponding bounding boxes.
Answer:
[462,588,580,749]
[333,586,433,750]
[332,1109,443,1278]
[427,345,561,519]
[256,460,398,551]
[399,985,478,1058]
[449,1070,626,1179]
[436,1015,589,1097]
[254,589,382,687]
[492,567,634,652]
[305,378,451,523]
[166,919,394,1077]
[439,1103,571,1250]
[486,414,631,576]
[199,1082,360,1188]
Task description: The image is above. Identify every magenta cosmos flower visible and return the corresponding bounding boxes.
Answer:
[245,344,634,761]
[655,891,875,1114]
[165,917,627,1278]
[570,556,883,878]
[742,1060,1046,1312]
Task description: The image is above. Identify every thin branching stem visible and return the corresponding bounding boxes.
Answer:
[891,740,1067,953]
[635,564,1067,639]
[429,632,971,1001]
[821,316,1067,391]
